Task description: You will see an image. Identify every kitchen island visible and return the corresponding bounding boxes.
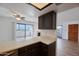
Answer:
[0,36,56,56]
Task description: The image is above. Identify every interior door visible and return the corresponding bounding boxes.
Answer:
[68,24,78,42]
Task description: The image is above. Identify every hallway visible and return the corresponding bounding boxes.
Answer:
[56,38,79,56]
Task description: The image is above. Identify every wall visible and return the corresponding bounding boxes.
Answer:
[57,7,79,40]
[0,16,38,41]
[37,30,56,37]
[0,17,15,41]
[0,21,13,41]
[0,15,56,41]
[2,6,79,41]
[0,8,57,41]
[37,18,56,38]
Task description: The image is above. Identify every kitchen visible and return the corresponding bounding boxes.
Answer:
[0,3,56,56]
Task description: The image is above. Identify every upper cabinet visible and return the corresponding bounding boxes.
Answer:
[38,11,56,30]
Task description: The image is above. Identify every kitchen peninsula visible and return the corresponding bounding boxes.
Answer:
[0,36,56,56]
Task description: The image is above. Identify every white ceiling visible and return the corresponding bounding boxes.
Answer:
[0,3,79,18]
[0,3,57,18]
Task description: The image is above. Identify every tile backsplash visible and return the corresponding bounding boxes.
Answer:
[38,30,56,37]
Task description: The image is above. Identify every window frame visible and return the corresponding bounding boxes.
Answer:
[16,23,34,38]
[26,24,34,37]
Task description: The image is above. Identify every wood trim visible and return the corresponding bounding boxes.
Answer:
[28,3,52,11]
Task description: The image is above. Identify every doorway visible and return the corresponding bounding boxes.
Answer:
[68,24,78,42]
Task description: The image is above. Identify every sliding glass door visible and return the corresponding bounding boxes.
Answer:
[16,23,34,40]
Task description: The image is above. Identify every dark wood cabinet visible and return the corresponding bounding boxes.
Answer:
[18,41,56,56]
[18,42,40,56]
[0,41,56,56]
[39,16,45,29]
[38,11,56,29]
[40,42,56,56]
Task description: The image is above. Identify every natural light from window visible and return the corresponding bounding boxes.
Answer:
[16,23,34,40]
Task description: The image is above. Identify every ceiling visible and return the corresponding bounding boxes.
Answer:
[0,3,79,19]
[30,3,52,10]
[0,3,57,18]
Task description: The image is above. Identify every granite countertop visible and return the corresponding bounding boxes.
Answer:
[0,36,56,54]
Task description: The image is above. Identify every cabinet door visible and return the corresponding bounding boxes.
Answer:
[38,16,44,29]
[44,13,52,29]
[39,42,56,56]
[38,11,56,29]
[18,42,40,56]
[52,12,56,29]
[48,41,56,56]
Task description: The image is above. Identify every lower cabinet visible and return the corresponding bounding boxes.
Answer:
[0,41,56,56]
[0,42,56,56]
[18,41,56,56]
[40,41,56,56]
[18,42,40,56]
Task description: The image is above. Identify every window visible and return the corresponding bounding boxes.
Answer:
[26,24,33,37]
[16,23,34,39]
